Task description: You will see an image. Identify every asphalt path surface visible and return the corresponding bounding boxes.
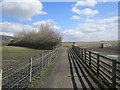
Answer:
[36,48,99,89]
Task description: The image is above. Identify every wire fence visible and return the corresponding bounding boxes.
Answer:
[2,47,60,89]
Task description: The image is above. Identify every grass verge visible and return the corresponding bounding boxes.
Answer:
[27,48,63,88]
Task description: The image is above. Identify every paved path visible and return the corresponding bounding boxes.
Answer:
[36,48,99,89]
[36,48,73,88]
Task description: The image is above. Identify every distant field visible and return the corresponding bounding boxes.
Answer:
[2,46,51,71]
[62,40,118,47]
[62,40,119,59]
[3,46,41,60]
[76,40,118,47]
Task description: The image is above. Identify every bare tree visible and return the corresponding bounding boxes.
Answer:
[9,24,62,50]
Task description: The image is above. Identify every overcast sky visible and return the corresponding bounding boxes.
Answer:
[0,0,119,42]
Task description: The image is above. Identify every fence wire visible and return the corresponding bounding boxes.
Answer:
[2,48,60,89]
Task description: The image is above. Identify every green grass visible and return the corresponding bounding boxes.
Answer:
[2,46,47,61]
[27,59,55,88]
[27,48,62,88]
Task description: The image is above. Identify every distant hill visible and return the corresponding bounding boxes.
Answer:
[0,35,13,46]
[0,35,13,40]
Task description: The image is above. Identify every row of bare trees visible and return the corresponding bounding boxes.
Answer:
[9,26,62,50]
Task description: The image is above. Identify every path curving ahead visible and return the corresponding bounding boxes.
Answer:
[36,48,100,89]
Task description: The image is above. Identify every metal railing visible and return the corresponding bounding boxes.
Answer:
[2,48,60,89]
[72,46,120,89]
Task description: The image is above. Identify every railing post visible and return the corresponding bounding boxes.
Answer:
[83,49,85,62]
[0,69,2,90]
[85,49,86,63]
[78,47,80,58]
[81,48,83,60]
[97,54,100,76]
[82,49,84,60]
[112,60,116,89]
[42,53,44,69]
[29,57,32,83]
[52,50,55,59]
[89,51,91,68]
[51,50,53,60]
[49,51,51,60]
[79,48,81,58]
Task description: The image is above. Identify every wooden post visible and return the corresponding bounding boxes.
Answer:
[50,51,53,60]
[79,48,80,58]
[83,49,85,62]
[97,54,100,76]
[42,53,44,69]
[82,49,84,60]
[52,50,54,59]
[79,48,81,58]
[112,60,116,89]
[29,58,32,83]
[101,43,104,48]
[49,51,51,61]
[49,51,51,55]
[0,69,2,90]
[81,49,83,60]
[89,51,91,67]
[83,49,85,61]
[85,49,86,63]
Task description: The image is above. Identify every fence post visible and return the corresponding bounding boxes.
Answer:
[42,53,44,69]
[112,60,116,89]
[78,48,80,58]
[85,49,86,63]
[89,51,91,68]
[0,69,2,90]
[29,57,32,83]
[97,54,100,76]
[82,49,84,60]
[82,49,84,62]
[79,48,81,58]
[50,51,53,60]
[51,51,53,60]
[79,48,80,58]
[81,49,83,60]
[52,50,55,59]
[49,51,51,62]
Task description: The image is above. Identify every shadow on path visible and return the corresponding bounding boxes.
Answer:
[68,49,99,90]
[68,49,78,90]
